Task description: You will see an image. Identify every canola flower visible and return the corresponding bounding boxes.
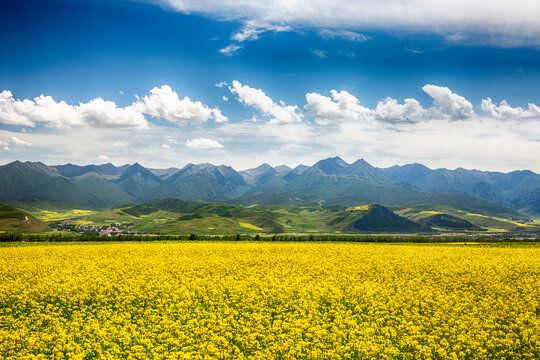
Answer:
[0,242,539,359]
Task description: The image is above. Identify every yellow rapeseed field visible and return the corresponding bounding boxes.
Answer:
[1,242,539,359]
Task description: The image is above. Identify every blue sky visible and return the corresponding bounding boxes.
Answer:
[1,0,539,172]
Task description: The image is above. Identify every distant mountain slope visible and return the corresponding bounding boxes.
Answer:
[148,167,180,180]
[311,156,349,175]
[231,180,521,220]
[282,164,309,181]
[14,177,117,209]
[239,163,278,185]
[51,163,121,177]
[144,163,249,201]
[1,158,538,218]
[511,188,540,216]
[274,165,292,175]
[0,161,59,198]
[114,163,162,198]
[381,164,540,216]
[341,159,391,184]
[0,203,51,232]
[72,172,134,206]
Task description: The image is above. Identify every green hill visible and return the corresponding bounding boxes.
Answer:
[330,204,426,233]
[0,204,51,233]
[418,214,481,231]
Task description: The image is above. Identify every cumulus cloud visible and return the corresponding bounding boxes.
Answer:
[373,97,429,124]
[156,0,540,48]
[186,137,224,149]
[1,85,228,130]
[97,154,110,161]
[306,86,485,124]
[162,144,171,149]
[481,98,540,120]
[0,90,77,128]
[78,98,148,128]
[212,108,228,123]
[0,90,147,129]
[305,90,372,124]
[422,85,474,119]
[133,85,226,125]
[229,80,303,124]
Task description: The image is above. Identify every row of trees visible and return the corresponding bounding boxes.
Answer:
[0,232,536,243]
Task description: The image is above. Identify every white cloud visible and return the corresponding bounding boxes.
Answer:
[305,90,371,124]
[186,137,224,149]
[0,90,77,128]
[215,81,228,88]
[133,85,225,124]
[305,86,478,125]
[112,141,128,147]
[373,97,428,124]
[0,85,227,130]
[212,108,228,123]
[10,136,31,146]
[219,43,242,56]
[310,49,327,58]
[229,80,303,124]
[422,85,474,119]
[222,96,229,102]
[162,144,171,149]
[157,0,540,48]
[318,29,370,42]
[78,98,148,129]
[97,154,110,161]
[231,20,291,42]
[481,98,540,120]
[0,90,147,129]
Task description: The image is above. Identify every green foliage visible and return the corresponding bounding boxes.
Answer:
[0,232,537,243]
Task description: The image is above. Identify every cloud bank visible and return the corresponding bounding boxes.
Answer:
[0,85,226,129]
[157,0,540,47]
[1,81,539,172]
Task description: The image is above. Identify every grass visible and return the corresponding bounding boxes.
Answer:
[0,204,51,233]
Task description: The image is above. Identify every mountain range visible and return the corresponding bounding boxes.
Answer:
[0,157,538,218]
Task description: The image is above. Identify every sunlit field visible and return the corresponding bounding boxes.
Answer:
[1,242,539,359]
[31,209,97,222]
